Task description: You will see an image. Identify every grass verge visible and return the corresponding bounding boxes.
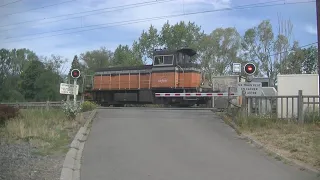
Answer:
[0,108,85,155]
[222,111,320,170]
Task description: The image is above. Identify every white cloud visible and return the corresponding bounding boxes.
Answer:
[305,24,317,35]
[2,0,313,64]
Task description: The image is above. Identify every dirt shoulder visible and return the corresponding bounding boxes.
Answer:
[222,113,320,172]
[0,109,92,180]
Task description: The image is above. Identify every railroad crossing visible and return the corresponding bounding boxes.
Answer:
[80,108,318,180]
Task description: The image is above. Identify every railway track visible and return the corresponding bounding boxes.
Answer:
[0,102,223,112]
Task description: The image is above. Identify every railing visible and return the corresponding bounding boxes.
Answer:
[229,90,320,123]
[0,101,82,109]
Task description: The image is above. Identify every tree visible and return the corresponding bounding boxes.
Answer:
[41,54,67,75]
[34,69,62,101]
[279,41,305,74]
[80,47,113,74]
[113,45,143,66]
[302,46,318,74]
[132,40,145,64]
[136,25,160,60]
[0,48,42,102]
[135,21,205,64]
[242,20,293,82]
[256,20,275,79]
[20,60,45,101]
[160,21,204,50]
[200,27,242,81]
[160,21,205,60]
[69,55,82,76]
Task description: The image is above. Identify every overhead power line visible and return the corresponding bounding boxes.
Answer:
[0,0,287,32]
[0,0,177,30]
[2,0,315,43]
[0,0,23,8]
[1,0,76,17]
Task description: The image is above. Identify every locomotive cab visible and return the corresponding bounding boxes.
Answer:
[152,48,196,66]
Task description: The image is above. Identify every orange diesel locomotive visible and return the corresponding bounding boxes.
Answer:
[85,48,213,107]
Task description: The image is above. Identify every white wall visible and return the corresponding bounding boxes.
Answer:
[211,75,240,108]
[212,75,239,92]
[277,74,319,118]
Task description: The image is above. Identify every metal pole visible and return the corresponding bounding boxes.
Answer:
[67,78,70,102]
[73,78,77,106]
[82,76,85,103]
[317,0,320,95]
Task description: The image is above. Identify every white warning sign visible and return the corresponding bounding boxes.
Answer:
[237,82,262,96]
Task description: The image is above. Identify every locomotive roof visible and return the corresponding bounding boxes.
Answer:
[95,65,153,72]
[153,48,197,56]
[177,48,197,56]
[95,63,202,72]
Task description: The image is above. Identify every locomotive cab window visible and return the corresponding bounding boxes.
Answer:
[177,52,191,64]
[153,55,174,66]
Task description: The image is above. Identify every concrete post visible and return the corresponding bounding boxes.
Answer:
[297,90,304,123]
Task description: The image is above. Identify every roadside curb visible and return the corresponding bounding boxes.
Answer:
[60,109,97,180]
[219,114,320,175]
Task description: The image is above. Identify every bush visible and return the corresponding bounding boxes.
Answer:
[0,105,19,125]
[61,101,81,120]
[81,101,98,112]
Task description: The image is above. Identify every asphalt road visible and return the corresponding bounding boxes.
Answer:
[81,108,319,180]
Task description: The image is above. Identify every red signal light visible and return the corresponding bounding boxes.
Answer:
[71,69,80,78]
[244,63,256,75]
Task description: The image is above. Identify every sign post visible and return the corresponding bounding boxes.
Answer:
[73,78,77,106]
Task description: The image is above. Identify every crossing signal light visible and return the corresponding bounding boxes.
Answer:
[244,63,256,75]
[71,69,80,78]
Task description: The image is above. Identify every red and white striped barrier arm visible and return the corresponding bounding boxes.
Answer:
[154,93,239,97]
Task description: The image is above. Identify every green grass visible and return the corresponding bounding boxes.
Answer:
[227,111,320,169]
[0,109,82,155]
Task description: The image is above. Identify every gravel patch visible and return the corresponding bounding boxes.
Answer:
[0,142,64,180]
[0,111,93,180]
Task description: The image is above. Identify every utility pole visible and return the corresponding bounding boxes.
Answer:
[317,0,320,95]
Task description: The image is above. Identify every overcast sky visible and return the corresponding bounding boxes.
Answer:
[0,0,317,70]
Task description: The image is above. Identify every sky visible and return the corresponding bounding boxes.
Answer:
[0,0,318,72]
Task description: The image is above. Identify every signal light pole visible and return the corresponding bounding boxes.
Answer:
[244,63,256,82]
[71,69,81,106]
